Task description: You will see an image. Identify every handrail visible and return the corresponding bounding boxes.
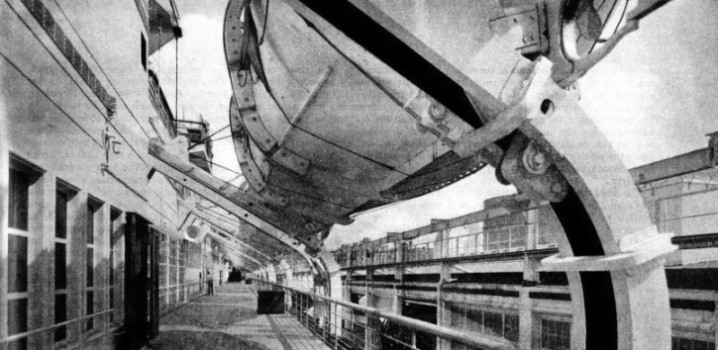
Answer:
[251,278,517,350]
[0,309,115,344]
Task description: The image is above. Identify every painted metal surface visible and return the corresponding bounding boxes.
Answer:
[147,140,319,267]
[220,0,678,349]
[224,0,513,233]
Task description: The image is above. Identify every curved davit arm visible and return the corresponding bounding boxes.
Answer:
[223,0,678,349]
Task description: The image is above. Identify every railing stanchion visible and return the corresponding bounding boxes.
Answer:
[254,279,517,350]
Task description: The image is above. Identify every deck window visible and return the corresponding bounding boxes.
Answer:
[54,183,76,343]
[86,198,101,331]
[109,208,122,323]
[448,303,520,346]
[6,158,41,350]
[672,337,715,350]
[539,317,571,350]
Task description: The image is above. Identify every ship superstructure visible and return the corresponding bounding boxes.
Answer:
[1,0,716,350]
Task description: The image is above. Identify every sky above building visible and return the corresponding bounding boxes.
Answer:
[168,0,718,249]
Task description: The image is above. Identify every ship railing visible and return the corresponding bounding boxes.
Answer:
[650,186,718,238]
[340,223,555,268]
[159,280,203,312]
[338,184,718,268]
[251,278,517,350]
[0,304,119,349]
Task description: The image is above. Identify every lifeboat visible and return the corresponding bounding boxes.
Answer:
[222,0,634,246]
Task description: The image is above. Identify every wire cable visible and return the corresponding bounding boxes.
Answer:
[189,154,243,177]
[207,134,233,143]
[188,124,231,151]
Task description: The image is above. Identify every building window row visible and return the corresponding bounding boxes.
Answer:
[538,316,571,350]
[447,303,520,347]
[2,154,122,349]
[6,162,36,350]
[159,232,202,312]
[672,336,715,350]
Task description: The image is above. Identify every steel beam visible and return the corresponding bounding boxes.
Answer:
[255,279,516,350]
[147,140,317,271]
[175,212,263,268]
[179,198,286,264]
[210,234,265,269]
[277,0,506,164]
[273,3,676,347]
[215,231,274,266]
[184,208,277,263]
[518,60,674,350]
[629,148,713,185]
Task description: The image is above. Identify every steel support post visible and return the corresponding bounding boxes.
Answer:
[318,250,343,337]
[437,263,452,350]
[520,256,541,350]
[183,208,276,263]
[364,269,381,350]
[256,279,515,350]
[239,0,674,347]
[518,60,675,350]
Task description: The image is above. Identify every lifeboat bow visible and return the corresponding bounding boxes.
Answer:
[218,0,678,349]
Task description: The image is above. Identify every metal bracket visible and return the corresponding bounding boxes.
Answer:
[184,207,277,263]
[554,0,675,87]
[489,4,546,56]
[708,131,718,167]
[500,133,568,202]
[540,230,677,272]
[147,139,324,257]
[454,57,554,159]
[225,0,311,176]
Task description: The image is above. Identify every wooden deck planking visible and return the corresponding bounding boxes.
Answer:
[148,282,332,350]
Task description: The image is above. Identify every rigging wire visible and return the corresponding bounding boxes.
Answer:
[189,154,243,177]
[184,153,353,220]
[51,0,152,139]
[226,172,246,183]
[206,134,233,143]
[188,124,231,151]
[192,214,273,258]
